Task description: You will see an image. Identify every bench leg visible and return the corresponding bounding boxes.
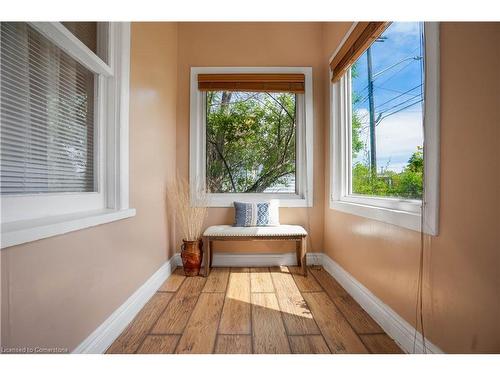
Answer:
[209,240,213,268]
[301,237,307,276]
[296,240,302,266]
[295,237,307,276]
[204,238,211,277]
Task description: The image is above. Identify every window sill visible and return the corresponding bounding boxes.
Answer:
[197,194,312,208]
[1,208,136,249]
[330,199,422,233]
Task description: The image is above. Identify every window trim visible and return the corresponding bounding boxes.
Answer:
[1,22,134,248]
[30,22,113,76]
[329,22,440,235]
[189,66,314,208]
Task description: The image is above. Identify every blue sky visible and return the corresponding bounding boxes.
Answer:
[352,22,424,172]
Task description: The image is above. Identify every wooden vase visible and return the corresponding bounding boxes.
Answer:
[180,239,203,276]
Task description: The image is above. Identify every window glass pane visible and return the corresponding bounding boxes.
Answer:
[0,22,96,194]
[206,91,296,193]
[61,22,107,63]
[350,22,424,199]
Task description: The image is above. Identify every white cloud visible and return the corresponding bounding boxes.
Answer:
[357,107,369,119]
[354,110,423,172]
[386,22,420,37]
[377,111,423,154]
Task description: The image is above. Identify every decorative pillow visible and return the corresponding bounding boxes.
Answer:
[233,200,280,227]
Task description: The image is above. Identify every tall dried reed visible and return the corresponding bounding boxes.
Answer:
[167,175,208,241]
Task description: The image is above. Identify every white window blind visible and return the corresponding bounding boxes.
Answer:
[1,22,96,195]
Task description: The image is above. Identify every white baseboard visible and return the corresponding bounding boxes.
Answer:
[319,253,443,354]
[172,252,323,268]
[72,257,177,354]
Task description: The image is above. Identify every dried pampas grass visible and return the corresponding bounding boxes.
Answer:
[167,175,208,241]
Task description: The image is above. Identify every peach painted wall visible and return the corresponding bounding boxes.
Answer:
[176,23,326,253]
[322,22,500,353]
[0,23,179,351]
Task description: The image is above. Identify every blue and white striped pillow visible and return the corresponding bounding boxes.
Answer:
[233,201,280,227]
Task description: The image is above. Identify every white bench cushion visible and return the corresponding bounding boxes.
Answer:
[203,225,307,237]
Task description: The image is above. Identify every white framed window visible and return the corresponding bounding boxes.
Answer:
[330,22,439,235]
[1,22,135,248]
[190,67,314,207]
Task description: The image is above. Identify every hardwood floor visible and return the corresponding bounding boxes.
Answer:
[106,266,403,354]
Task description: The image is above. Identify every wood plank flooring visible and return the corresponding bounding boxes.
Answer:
[107,266,403,354]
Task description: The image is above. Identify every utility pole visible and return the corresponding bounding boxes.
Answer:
[366,46,377,177]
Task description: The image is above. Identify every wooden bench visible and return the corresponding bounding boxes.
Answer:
[202,225,308,277]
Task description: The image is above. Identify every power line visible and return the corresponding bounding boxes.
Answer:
[353,86,371,108]
[355,59,418,108]
[354,41,424,176]
[373,56,422,80]
[376,45,420,80]
[375,85,416,94]
[359,98,423,132]
[355,85,422,121]
[354,52,422,108]
[375,84,422,110]
[377,91,423,114]
[378,98,423,123]
[377,60,415,87]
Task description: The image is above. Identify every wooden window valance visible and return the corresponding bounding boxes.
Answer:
[197,73,305,93]
[330,22,390,83]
